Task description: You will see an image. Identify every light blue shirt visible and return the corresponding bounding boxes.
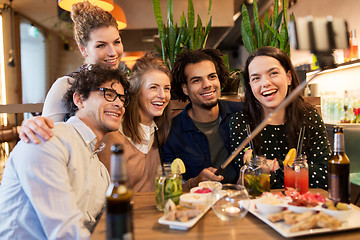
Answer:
[0,116,110,239]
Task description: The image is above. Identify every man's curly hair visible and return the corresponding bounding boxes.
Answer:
[171,48,230,102]
[63,63,129,116]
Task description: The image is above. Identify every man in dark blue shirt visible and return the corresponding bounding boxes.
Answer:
[162,49,243,191]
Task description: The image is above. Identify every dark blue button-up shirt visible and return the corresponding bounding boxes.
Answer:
[161,100,243,183]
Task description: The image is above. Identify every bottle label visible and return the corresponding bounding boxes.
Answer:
[329,173,340,201]
[333,133,345,152]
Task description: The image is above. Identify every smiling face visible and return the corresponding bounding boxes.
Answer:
[76,80,125,139]
[248,56,292,115]
[182,60,221,110]
[138,70,171,125]
[79,26,123,69]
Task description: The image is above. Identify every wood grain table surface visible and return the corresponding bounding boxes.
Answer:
[91,189,360,240]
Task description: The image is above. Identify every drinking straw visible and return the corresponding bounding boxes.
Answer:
[296,126,306,157]
[214,70,321,176]
[245,124,256,156]
[154,127,165,175]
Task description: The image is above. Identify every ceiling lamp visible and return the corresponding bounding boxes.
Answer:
[58,0,114,12]
[122,52,144,68]
[110,4,127,30]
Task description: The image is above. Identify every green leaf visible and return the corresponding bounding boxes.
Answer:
[167,0,173,24]
[201,17,212,48]
[240,4,255,53]
[273,0,279,24]
[188,0,195,33]
[208,0,212,16]
[193,16,201,49]
[253,0,262,48]
[282,0,288,24]
[152,0,165,59]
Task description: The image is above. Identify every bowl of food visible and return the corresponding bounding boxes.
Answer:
[180,193,207,209]
[321,201,352,221]
[199,181,222,191]
[190,187,213,201]
[255,192,289,215]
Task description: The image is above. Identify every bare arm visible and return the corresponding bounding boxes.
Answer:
[19,116,54,144]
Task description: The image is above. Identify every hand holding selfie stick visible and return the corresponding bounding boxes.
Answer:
[214,71,320,175]
[214,16,348,176]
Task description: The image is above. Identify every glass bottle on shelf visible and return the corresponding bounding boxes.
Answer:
[349,29,359,61]
[344,29,358,62]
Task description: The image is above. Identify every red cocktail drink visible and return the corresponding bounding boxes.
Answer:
[284,155,309,194]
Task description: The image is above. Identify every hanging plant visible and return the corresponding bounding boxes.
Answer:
[152,0,212,69]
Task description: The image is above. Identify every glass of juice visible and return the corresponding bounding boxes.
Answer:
[155,164,182,211]
[240,155,270,198]
[284,155,309,194]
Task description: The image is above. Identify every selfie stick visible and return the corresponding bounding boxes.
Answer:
[214,70,321,176]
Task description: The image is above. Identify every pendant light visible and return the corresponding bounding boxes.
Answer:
[58,0,114,12]
[122,52,144,68]
[110,4,127,30]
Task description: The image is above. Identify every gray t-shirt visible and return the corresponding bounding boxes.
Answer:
[193,117,237,183]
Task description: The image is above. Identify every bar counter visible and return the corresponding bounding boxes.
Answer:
[91,189,360,240]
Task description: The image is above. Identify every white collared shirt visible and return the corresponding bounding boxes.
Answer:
[120,120,157,154]
[0,116,110,239]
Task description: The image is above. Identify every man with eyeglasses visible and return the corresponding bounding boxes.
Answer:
[0,64,129,239]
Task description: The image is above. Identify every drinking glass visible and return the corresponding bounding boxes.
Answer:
[212,184,250,221]
[284,155,309,194]
[240,155,270,198]
[155,164,182,211]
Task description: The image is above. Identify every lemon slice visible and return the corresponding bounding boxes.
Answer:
[171,158,186,174]
[283,148,296,167]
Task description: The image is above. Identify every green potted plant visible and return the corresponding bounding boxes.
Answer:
[152,0,212,69]
[241,0,292,56]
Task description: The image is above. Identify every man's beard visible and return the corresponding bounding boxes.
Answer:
[201,99,218,110]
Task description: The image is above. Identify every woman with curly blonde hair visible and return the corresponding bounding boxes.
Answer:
[19,1,125,143]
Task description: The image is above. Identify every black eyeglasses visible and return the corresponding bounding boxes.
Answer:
[96,88,130,107]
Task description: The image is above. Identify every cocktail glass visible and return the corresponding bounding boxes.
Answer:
[155,164,182,211]
[284,155,309,194]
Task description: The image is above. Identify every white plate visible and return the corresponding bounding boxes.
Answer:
[248,200,360,238]
[158,191,226,230]
[158,202,212,230]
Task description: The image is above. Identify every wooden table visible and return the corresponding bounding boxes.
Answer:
[91,190,360,240]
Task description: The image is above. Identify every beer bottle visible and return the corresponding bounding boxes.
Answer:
[328,126,350,203]
[106,144,134,240]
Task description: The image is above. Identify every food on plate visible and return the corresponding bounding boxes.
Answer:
[284,211,313,225]
[258,192,289,205]
[198,181,222,191]
[164,199,203,222]
[322,200,350,211]
[268,210,342,232]
[180,193,207,208]
[255,192,289,215]
[268,210,289,223]
[285,188,326,207]
[194,187,212,194]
